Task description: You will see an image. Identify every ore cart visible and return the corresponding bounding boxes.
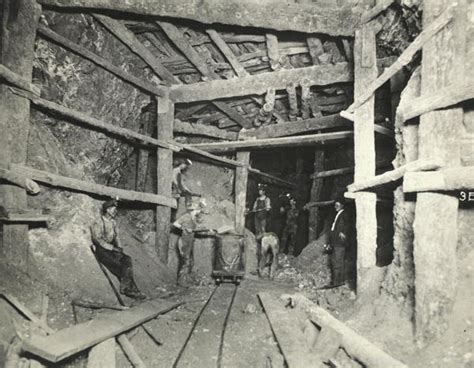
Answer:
[212,233,245,285]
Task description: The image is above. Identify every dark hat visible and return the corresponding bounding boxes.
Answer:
[257,183,267,190]
[102,199,118,212]
[334,194,345,205]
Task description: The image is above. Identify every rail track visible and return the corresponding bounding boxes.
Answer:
[172,283,239,368]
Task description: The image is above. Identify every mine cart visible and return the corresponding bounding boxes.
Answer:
[212,233,245,285]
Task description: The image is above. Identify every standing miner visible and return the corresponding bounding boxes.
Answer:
[172,159,199,210]
[90,199,145,300]
[280,194,299,256]
[251,183,272,239]
[173,201,215,285]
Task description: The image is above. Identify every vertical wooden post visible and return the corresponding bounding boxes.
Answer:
[0,0,41,270]
[308,150,325,242]
[413,0,466,346]
[234,152,250,235]
[155,94,174,264]
[353,24,378,295]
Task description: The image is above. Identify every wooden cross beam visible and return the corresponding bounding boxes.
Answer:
[37,0,361,36]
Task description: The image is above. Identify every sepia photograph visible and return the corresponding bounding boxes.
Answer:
[0,0,472,367]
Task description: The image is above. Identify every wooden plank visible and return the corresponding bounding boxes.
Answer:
[116,335,146,368]
[189,131,353,153]
[87,338,116,368]
[37,26,167,97]
[353,24,378,295]
[0,166,40,194]
[284,294,408,368]
[397,80,474,122]
[10,87,180,152]
[156,97,174,264]
[266,34,281,70]
[348,159,441,192]
[93,15,179,85]
[311,161,392,179]
[313,326,342,363]
[235,152,250,235]
[174,120,238,140]
[403,167,474,192]
[308,150,325,241]
[206,29,248,77]
[373,124,394,137]
[344,4,455,114]
[169,63,353,103]
[37,0,360,36]
[11,165,177,208]
[158,21,252,128]
[0,214,50,223]
[258,292,323,368]
[240,114,349,139]
[305,200,334,208]
[360,0,395,24]
[22,299,183,363]
[0,64,40,96]
[248,168,295,189]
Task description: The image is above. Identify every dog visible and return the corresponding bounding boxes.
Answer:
[257,232,280,279]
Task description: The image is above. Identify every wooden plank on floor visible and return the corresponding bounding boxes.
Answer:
[313,326,342,363]
[22,299,183,363]
[87,338,116,368]
[258,292,324,368]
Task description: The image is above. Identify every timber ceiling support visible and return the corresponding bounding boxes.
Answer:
[38,0,361,36]
[158,21,252,129]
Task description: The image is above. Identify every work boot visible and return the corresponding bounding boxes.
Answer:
[124,289,146,300]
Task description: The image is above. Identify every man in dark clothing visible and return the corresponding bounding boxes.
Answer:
[251,183,272,239]
[90,200,145,300]
[326,196,351,286]
[280,194,299,255]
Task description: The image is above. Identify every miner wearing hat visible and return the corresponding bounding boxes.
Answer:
[325,195,351,286]
[172,200,215,285]
[90,199,145,299]
[172,159,199,211]
[251,183,272,239]
[280,194,299,256]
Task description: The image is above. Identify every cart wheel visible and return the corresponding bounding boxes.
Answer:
[215,278,222,286]
[235,278,241,286]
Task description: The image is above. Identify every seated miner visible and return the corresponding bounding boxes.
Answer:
[173,200,215,286]
[280,193,299,256]
[172,159,200,210]
[324,196,351,287]
[250,183,272,239]
[90,199,145,300]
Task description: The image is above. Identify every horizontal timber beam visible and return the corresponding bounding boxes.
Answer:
[11,87,181,152]
[0,166,40,194]
[397,80,474,123]
[11,165,177,208]
[348,159,441,192]
[239,114,350,139]
[173,120,237,140]
[188,131,353,153]
[37,26,167,97]
[310,161,392,179]
[169,63,353,103]
[247,168,295,189]
[0,64,40,96]
[403,167,474,193]
[37,0,360,36]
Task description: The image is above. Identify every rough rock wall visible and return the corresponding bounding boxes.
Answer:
[26,11,175,301]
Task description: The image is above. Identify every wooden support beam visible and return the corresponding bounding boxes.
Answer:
[360,0,395,24]
[0,214,50,224]
[284,294,408,368]
[93,15,179,85]
[11,88,180,152]
[374,124,394,137]
[206,29,247,77]
[0,167,40,194]
[240,114,349,140]
[353,24,378,296]
[22,299,183,363]
[11,165,177,208]
[0,0,41,271]
[116,335,147,368]
[305,200,335,208]
[0,64,40,96]
[169,63,353,103]
[344,5,455,114]
[397,80,474,123]
[306,37,324,65]
[37,0,360,36]
[403,167,474,192]
[158,21,252,129]
[173,120,238,140]
[235,152,250,235]
[286,83,298,121]
[248,168,295,189]
[348,159,441,192]
[266,34,281,70]
[313,326,342,363]
[308,150,325,241]
[37,26,167,97]
[311,161,392,179]
[413,0,466,345]
[156,97,174,264]
[189,131,353,153]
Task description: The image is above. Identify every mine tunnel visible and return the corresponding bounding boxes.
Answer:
[0,0,473,367]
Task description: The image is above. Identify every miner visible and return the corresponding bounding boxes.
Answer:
[90,199,145,300]
[173,201,215,285]
[172,159,199,210]
[251,183,272,239]
[280,194,299,256]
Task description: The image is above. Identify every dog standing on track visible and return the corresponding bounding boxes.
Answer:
[257,232,280,279]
